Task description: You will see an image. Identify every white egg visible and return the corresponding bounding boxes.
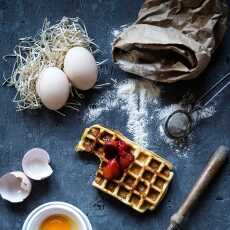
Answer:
[64,47,98,90]
[22,148,53,181]
[0,171,32,203]
[36,67,70,110]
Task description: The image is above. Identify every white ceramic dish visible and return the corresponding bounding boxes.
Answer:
[22,201,92,230]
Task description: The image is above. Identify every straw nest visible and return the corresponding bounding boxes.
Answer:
[5,17,100,111]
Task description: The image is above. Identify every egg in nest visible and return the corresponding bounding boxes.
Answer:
[36,67,70,110]
[64,47,98,90]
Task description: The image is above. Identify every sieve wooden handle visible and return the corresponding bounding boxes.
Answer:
[170,145,229,227]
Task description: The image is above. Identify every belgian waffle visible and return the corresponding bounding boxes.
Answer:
[76,124,174,213]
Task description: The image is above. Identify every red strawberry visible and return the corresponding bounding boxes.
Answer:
[102,159,121,180]
[118,149,127,157]
[104,140,118,159]
[117,140,129,155]
[119,153,134,171]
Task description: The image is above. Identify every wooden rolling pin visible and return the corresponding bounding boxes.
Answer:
[167,145,229,230]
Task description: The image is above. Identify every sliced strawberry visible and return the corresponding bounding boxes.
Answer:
[117,140,129,154]
[102,159,121,180]
[118,149,127,157]
[119,153,134,171]
[104,140,118,159]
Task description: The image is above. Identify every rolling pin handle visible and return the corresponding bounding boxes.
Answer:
[169,145,229,229]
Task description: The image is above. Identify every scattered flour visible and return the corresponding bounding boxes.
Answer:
[158,123,193,158]
[157,104,192,158]
[156,104,183,121]
[117,80,159,147]
[111,28,120,38]
[110,25,129,44]
[110,28,121,46]
[156,103,216,124]
[84,79,217,158]
[84,79,159,147]
[86,93,117,122]
[192,106,216,121]
[156,103,216,157]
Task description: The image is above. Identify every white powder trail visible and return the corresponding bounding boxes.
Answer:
[84,78,218,158]
[156,103,216,158]
[156,104,182,121]
[111,29,120,38]
[110,25,129,45]
[117,80,151,147]
[84,79,159,147]
[192,106,216,122]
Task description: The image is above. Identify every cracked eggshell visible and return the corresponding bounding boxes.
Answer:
[0,171,32,203]
[22,148,53,181]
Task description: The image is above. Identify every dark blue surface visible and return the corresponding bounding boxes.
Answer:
[0,0,230,229]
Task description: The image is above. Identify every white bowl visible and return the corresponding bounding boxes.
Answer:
[22,202,92,230]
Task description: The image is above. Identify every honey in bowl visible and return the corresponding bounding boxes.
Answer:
[40,214,78,230]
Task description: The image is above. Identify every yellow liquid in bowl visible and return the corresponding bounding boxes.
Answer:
[40,214,78,230]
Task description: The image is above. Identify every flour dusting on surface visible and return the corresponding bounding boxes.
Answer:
[110,25,129,44]
[156,104,183,121]
[84,79,159,147]
[192,106,216,122]
[84,79,218,158]
[156,103,216,157]
[117,80,159,147]
[111,29,120,38]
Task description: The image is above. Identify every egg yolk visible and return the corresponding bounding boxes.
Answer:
[40,215,74,230]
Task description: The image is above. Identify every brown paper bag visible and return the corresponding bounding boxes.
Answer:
[112,0,228,83]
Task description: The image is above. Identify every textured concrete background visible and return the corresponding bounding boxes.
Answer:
[0,0,230,229]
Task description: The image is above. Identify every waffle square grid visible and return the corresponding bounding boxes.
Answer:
[76,124,174,213]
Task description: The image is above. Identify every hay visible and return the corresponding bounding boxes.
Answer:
[6,17,98,111]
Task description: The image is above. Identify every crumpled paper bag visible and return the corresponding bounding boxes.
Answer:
[112,0,228,83]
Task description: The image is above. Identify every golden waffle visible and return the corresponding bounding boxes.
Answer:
[76,124,174,213]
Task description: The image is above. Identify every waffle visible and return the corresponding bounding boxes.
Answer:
[76,124,174,213]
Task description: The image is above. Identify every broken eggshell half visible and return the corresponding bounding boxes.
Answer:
[0,171,32,203]
[22,148,53,181]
